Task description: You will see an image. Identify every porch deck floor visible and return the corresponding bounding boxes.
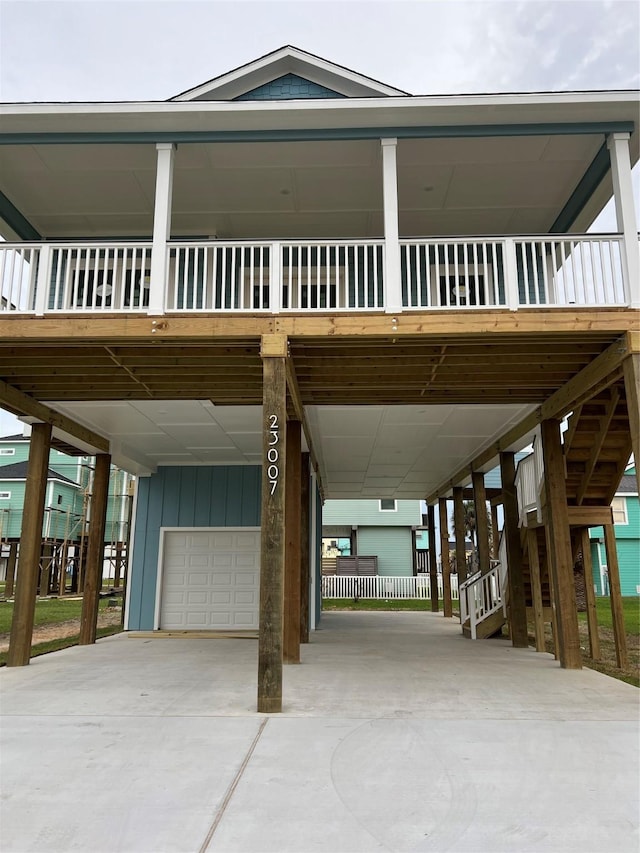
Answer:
[1,611,638,852]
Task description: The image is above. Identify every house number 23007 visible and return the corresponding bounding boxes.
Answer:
[267,414,280,495]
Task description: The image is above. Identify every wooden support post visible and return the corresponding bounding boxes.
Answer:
[541,419,582,669]
[439,498,452,617]
[490,504,500,560]
[527,530,545,652]
[7,423,52,667]
[622,353,640,497]
[257,343,287,713]
[284,420,302,664]
[579,527,600,661]
[472,471,490,574]
[299,454,310,644]
[39,543,53,597]
[59,541,69,595]
[500,452,528,648]
[453,487,467,586]
[5,541,18,598]
[427,503,438,612]
[79,453,111,645]
[603,522,628,668]
[114,544,122,588]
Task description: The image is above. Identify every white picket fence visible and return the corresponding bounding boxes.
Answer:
[322,574,459,600]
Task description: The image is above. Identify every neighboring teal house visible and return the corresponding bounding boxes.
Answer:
[589,465,639,596]
[322,499,424,577]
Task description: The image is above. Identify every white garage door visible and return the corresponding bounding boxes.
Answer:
[160,529,260,630]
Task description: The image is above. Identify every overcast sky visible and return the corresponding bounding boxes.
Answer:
[0,0,638,435]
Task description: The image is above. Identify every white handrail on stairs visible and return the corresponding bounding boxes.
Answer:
[459,562,503,639]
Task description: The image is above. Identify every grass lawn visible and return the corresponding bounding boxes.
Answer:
[577,596,640,633]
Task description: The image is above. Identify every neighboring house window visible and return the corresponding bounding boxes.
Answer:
[611,497,628,525]
[0,448,15,456]
[57,494,63,505]
[379,499,397,511]
[0,491,11,499]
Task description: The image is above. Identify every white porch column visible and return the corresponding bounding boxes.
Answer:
[607,132,639,307]
[148,142,176,315]
[381,138,402,313]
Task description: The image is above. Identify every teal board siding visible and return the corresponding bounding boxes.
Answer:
[234,74,345,101]
[323,499,421,527]
[357,527,413,577]
[127,466,261,630]
[590,495,640,596]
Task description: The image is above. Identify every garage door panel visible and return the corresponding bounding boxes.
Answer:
[160,529,260,630]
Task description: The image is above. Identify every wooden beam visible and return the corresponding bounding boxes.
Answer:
[622,353,640,496]
[7,423,52,666]
[285,354,324,500]
[257,353,286,713]
[453,487,467,585]
[603,522,628,669]
[439,498,452,617]
[283,420,302,665]
[500,452,528,648]
[566,506,614,527]
[578,528,600,661]
[541,419,582,669]
[5,541,17,598]
[526,529,546,653]
[575,388,620,505]
[299,453,310,645]
[472,472,491,575]
[0,378,109,453]
[79,453,111,645]
[427,504,438,613]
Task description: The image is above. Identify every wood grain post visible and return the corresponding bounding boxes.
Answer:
[453,487,467,586]
[284,419,301,664]
[500,452,528,647]
[603,521,628,668]
[79,453,111,645]
[39,543,53,597]
[541,418,582,669]
[257,344,287,713]
[5,541,17,598]
[472,471,490,575]
[490,504,501,560]
[300,453,310,644]
[7,422,52,667]
[439,498,452,617]
[527,529,545,652]
[427,503,438,612]
[622,353,640,496]
[579,527,600,660]
[59,541,69,595]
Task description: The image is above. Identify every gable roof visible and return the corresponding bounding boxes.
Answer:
[0,461,78,486]
[171,45,409,102]
[0,434,28,442]
[617,474,638,495]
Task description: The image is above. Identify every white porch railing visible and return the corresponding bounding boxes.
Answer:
[458,563,503,639]
[515,443,544,526]
[322,573,459,600]
[0,234,631,315]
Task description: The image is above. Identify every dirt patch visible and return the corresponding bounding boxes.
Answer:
[0,608,123,653]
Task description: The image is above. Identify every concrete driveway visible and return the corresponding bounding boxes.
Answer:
[1,611,638,853]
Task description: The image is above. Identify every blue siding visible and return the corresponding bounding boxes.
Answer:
[234,74,345,101]
[127,466,261,630]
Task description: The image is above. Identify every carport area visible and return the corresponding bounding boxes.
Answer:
[1,611,638,853]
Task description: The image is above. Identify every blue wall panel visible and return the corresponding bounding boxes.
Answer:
[127,466,261,630]
[234,73,345,101]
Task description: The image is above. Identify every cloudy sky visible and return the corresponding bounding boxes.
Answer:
[1,0,638,101]
[0,0,638,435]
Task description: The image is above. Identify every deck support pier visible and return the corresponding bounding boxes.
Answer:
[427,503,438,612]
[257,336,287,713]
[283,419,302,664]
[541,419,582,669]
[438,498,452,617]
[622,353,640,496]
[7,422,52,667]
[453,487,467,586]
[5,541,18,598]
[577,527,600,660]
[526,529,546,652]
[300,453,310,644]
[472,472,491,575]
[79,453,111,645]
[603,522,628,668]
[500,452,528,647]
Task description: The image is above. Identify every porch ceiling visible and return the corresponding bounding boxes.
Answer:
[0,329,619,496]
[0,132,612,240]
